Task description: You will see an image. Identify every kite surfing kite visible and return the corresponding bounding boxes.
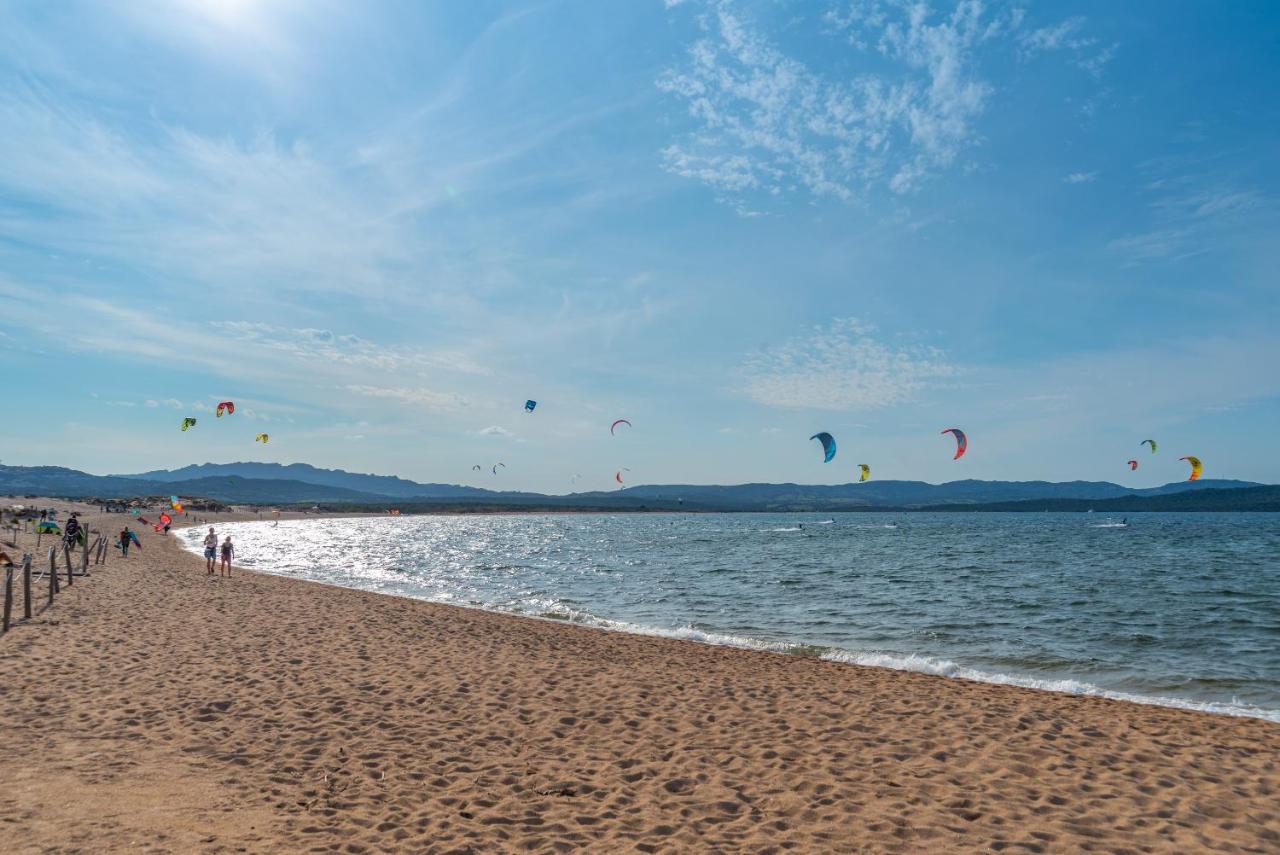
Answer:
[858,464,871,482]
[942,428,967,460]
[492,463,505,475]
[255,433,269,444]
[216,401,235,417]
[159,513,171,526]
[1141,439,1157,453]
[525,400,537,413]
[472,465,482,472]
[1180,455,1202,481]
[810,432,837,463]
[180,418,197,431]
[615,468,631,485]
[1127,459,1139,471]
[610,419,631,436]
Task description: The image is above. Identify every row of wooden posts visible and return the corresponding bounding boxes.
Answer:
[2,527,111,635]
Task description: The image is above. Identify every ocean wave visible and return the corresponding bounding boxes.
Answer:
[817,649,1280,722]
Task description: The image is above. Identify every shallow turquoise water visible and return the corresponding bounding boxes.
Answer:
[186,512,1280,720]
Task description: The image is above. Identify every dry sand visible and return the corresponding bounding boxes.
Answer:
[1,501,1277,853]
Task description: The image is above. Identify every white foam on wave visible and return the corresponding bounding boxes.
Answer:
[507,610,1280,722]
[819,649,1280,722]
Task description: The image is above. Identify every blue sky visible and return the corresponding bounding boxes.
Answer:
[1,0,1277,492]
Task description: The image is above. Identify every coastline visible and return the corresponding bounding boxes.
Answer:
[2,501,1277,852]
[184,515,1280,724]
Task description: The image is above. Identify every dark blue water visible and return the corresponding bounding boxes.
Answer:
[186,512,1280,720]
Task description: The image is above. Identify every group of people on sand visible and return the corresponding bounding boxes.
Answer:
[202,527,235,576]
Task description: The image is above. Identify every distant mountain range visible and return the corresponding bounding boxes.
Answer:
[1,462,1272,511]
[116,462,499,499]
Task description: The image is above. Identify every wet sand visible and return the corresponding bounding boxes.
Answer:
[1,501,1277,853]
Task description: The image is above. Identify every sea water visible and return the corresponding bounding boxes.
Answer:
[184,512,1280,721]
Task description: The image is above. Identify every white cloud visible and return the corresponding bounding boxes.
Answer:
[477,425,515,437]
[343,384,467,412]
[660,1,1108,203]
[1018,16,1116,78]
[1063,171,1098,184]
[740,318,955,410]
[144,399,159,408]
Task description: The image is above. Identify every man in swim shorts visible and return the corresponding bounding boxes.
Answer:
[203,527,217,574]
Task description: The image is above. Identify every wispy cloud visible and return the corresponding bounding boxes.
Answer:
[1019,17,1117,78]
[740,318,955,410]
[477,425,515,437]
[1110,168,1270,264]
[343,384,467,412]
[212,322,489,376]
[1063,171,1098,184]
[660,1,1108,203]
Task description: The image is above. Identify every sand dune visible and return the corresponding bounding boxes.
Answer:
[1,502,1277,853]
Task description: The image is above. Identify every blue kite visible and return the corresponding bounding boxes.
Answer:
[810,432,837,463]
[524,400,537,413]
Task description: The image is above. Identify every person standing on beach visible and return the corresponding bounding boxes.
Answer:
[219,536,234,577]
[118,526,131,557]
[63,512,81,548]
[203,527,217,574]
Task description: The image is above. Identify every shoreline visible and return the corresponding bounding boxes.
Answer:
[183,515,1280,725]
[3,500,1277,852]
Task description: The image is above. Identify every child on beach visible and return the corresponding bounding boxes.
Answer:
[219,536,234,577]
[203,527,217,574]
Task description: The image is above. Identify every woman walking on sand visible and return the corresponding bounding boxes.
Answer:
[219,535,234,577]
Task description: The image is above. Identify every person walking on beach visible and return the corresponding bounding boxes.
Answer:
[203,527,217,574]
[219,535,234,577]
[63,512,81,548]
[118,525,132,557]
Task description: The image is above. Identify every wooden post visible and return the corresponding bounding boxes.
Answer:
[48,546,58,600]
[81,531,90,575]
[22,553,32,620]
[63,544,73,587]
[2,565,12,633]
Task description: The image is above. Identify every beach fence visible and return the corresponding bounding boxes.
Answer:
[2,526,108,637]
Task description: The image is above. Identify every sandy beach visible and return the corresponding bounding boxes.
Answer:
[1,502,1276,853]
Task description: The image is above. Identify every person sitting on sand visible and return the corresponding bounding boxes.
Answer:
[219,535,234,577]
[203,527,217,574]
